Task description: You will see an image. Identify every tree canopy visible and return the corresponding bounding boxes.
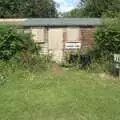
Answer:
[60,8,83,18]
[93,18,120,58]
[0,0,58,18]
[81,0,120,17]
[63,0,120,18]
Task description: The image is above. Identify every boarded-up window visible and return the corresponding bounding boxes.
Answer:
[31,28,44,43]
[24,28,31,33]
[67,28,81,42]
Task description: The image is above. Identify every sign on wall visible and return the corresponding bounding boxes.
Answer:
[114,54,120,63]
[114,54,120,69]
[65,42,81,49]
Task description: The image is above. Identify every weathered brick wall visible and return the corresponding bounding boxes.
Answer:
[80,27,96,47]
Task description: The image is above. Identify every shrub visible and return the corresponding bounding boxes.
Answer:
[0,24,37,60]
[94,18,120,58]
[86,18,120,74]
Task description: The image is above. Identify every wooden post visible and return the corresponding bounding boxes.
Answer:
[114,54,120,78]
[119,69,120,79]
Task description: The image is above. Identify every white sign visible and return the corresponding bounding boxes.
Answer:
[114,54,120,63]
[65,42,81,49]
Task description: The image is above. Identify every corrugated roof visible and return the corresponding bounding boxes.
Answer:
[24,18,101,27]
[0,18,101,27]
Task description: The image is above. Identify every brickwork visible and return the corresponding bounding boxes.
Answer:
[63,27,96,48]
[80,27,96,47]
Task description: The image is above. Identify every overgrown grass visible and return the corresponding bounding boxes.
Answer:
[0,68,120,120]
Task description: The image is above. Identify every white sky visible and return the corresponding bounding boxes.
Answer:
[54,0,79,12]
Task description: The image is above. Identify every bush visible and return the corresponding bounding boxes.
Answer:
[0,24,37,60]
[94,18,120,58]
[0,24,52,86]
[86,18,120,74]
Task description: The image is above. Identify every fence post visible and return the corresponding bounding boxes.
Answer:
[114,54,120,78]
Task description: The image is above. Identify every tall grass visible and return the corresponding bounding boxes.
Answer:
[0,52,52,86]
[62,49,113,74]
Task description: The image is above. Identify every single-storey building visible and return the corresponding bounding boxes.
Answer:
[0,18,101,62]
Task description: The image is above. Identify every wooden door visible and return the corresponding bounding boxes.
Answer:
[48,28,63,62]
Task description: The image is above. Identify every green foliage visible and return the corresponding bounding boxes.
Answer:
[62,48,90,70]
[0,24,51,76]
[0,61,18,85]
[0,53,52,85]
[0,0,58,18]
[62,0,120,18]
[85,18,120,74]
[62,47,114,74]
[0,24,37,60]
[61,8,83,17]
[19,52,52,72]
[1,69,120,120]
[77,0,120,17]
[86,56,113,74]
[94,18,120,57]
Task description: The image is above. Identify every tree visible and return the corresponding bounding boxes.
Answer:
[61,8,83,17]
[61,0,120,18]
[94,18,120,57]
[0,0,58,18]
[79,0,120,17]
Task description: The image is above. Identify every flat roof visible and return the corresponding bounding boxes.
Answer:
[0,18,101,27]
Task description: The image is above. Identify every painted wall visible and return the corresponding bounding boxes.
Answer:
[31,28,44,43]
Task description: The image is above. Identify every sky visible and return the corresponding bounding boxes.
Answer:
[54,0,79,12]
